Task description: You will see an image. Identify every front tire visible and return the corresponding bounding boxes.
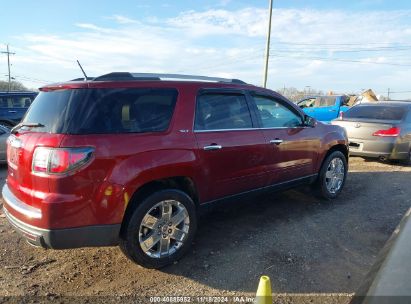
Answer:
[120,189,197,269]
[313,151,348,200]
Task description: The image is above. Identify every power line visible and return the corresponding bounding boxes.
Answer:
[271,47,411,53]
[271,42,411,46]
[270,54,411,67]
[176,50,264,74]
[1,44,16,91]
[13,74,53,84]
[387,90,411,94]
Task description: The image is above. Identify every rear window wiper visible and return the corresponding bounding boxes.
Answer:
[11,122,45,134]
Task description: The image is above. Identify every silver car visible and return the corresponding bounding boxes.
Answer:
[0,125,10,163]
[331,102,411,163]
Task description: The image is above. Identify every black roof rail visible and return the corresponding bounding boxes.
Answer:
[70,77,95,81]
[94,72,160,82]
[92,72,247,84]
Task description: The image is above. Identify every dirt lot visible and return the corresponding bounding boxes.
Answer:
[0,157,410,303]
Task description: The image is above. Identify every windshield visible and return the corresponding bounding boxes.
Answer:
[344,105,407,121]
[23,88,178,134]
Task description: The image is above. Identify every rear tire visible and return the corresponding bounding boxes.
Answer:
[120,189,197,269]
[313,151,348,200]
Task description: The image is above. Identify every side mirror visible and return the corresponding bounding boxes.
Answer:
[304,115,316,127]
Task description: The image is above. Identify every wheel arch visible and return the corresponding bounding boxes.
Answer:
[317,143,349,174]
[120,176,199,237]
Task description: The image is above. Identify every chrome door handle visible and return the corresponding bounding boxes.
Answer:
[203,145,222,151]
[269,139,283,145]
[329,109,337,112]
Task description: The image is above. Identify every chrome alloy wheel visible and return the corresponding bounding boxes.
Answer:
[325,158,345,194]
[139,200,190,258]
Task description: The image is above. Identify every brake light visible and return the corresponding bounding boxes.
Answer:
[32,147,94,174]
[338,111,344,120]
[372,127,401,137]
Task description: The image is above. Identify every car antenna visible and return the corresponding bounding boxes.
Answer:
[76,60,88,81]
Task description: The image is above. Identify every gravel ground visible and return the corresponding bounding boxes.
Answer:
[0,157,410,303]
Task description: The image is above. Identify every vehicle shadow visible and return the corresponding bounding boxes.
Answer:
[352,155,410,168]
[161,170,411,294]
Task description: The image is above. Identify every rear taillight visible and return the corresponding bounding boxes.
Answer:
[338,111,344,120]
[32,147,94,175]
[372,127,401,137]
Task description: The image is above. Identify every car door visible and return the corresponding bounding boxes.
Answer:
[249,93,320,185]
[194,90,268,202]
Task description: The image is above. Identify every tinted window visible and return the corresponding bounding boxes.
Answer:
[0,97,12,108]
[13,96,33,108]
[23,88,178,134]
[253,96,302,128]
[315,96,336,107]
[344,105,407,121]
[0,95,35,108]
[23,90,74,133]
[195,94,252,130]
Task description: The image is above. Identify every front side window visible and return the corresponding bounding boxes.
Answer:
[253,96,302,128]
[194,93,253,130]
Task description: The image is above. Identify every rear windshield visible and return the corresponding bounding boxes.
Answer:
[23,88,178,134]
[344,105,407,121]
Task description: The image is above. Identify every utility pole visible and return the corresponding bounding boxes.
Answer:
[387,88,390,100]
[1,44,15,92]
[262,0,273,88]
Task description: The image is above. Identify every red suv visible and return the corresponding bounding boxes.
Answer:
[2,73,348,268]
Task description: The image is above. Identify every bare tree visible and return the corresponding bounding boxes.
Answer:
[0,80,28,91]
[277,87,324,103]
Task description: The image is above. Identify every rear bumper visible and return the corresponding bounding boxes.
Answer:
[2,184,120,249]
[3,207,120,249]
[348,138,409,160]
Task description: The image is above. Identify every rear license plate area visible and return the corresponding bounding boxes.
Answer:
[7,137,23,169]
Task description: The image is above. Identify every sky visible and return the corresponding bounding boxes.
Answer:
[1,0,411,99]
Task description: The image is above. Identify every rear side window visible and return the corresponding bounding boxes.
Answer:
[344,105,407,121]
[23,88,178,134]
[194,93,252,130]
